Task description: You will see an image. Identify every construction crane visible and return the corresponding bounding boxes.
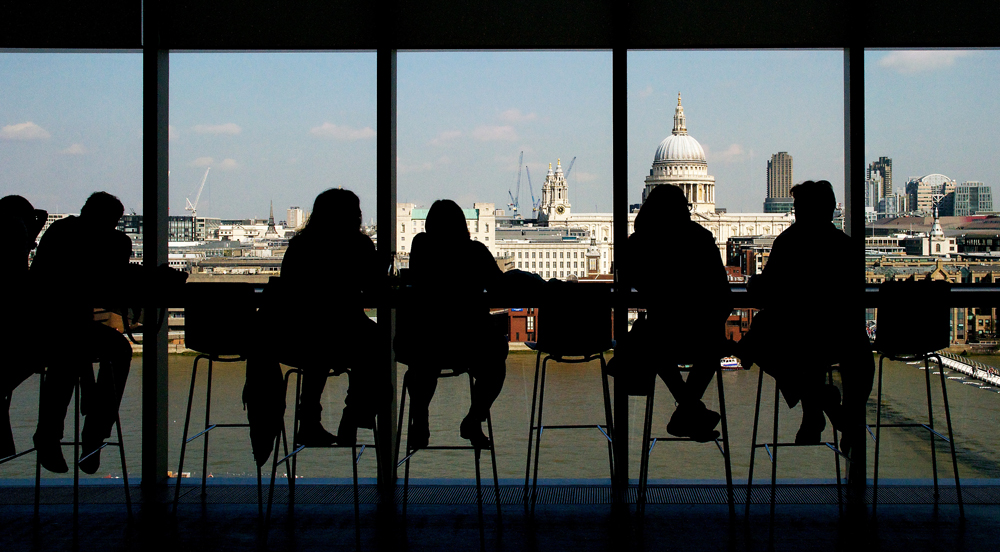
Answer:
[525,165,541,213]
[507,151,524,216]
[564,156,576,181]
[185,167,210,220]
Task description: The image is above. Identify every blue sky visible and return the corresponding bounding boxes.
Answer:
[865,50,1000,193]
[628,50,845,213]
[398,51,613,214]
[4,50,998,223]
[0,52,143,214]
[169,52,377,222]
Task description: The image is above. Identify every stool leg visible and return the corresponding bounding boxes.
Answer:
[746,367,765,519]
[638,390,654,516]
[769,380,779,523]
[716,366,734,516]
[201,358,214,497]
[523,351,542,506]
[600,354,615,481]
[174,355,202,511]
[475,447,484,539]
[73,377,80,521]
[35,370,44,519]
[487,411,502,522]
[923,355,939,500]
[353,444,361,550]
[874,355,886,517]
[530,356,550,514]
[934,354,964,518]
[290,370,303,513]
[114,413,132,519]
[828,370,842,514]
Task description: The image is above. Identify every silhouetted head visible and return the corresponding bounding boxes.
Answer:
[635,185,689,234]
[791,180,836,223]
[300,188,362,238]
[80,192,124,228]
[0,195,43,248]
[425,199,470,240]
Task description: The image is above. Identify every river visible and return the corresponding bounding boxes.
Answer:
[5,353,1000,482]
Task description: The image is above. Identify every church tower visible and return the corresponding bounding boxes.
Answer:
[539,158,571,223]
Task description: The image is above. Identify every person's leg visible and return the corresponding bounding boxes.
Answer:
[339,319,382,445]
[662,360,721,441]
[404,364,440,449]
[296,364,336,446]
[80,324,132,473]
[1,363,36,458]
[462,335,508,447]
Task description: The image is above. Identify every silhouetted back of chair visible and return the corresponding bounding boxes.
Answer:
[876,280,951,356]
[535,294,612,358]
[184,282,258,356]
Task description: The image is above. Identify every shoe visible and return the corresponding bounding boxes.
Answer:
[820,384,843,429]
[79,439,103,475]
[794,412,826,445]
[337,415,358,447]
[34,435,68,474]
[666,401,721,439]
[408,417,430,450]
[296,422,337,447]
[460,417,491,449]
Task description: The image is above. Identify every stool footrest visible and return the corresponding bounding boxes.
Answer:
[277,444,307,465]
[79,442,109,462]
[0,448,37,465]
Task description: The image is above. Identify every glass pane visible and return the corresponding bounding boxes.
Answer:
[397,51,613,479]
[627,50,845,480]
[168,52,378,480]
[866,49,1000,479]
[0,52,143,479]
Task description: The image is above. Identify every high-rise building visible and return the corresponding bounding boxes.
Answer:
[287,206,307,229]
[905,173,957,215]
[868,156,893,199]
[955,182,994,216]
[766,151,793,203]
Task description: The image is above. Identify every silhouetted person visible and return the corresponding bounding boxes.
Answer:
[0,195,46,458]
[31,192,134,474]
[395,199,508,449]
[740,180,874,451]
[245,188,385,463]
[625,184,732,441]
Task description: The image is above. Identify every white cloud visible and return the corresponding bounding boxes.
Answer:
[878,50,972,74]
[429,130,462,146]
[189,156,214,167]
[191,123,242,135]
[472,125,517,141]
[572,171,598,182]
[398,160,434,174]
[0,121,51,141]
[437,155,452,165]
[188,156,239,170]
[500,108,537,123]
[706,143,745,163]
[638,85,653,98]
[60,143,87,155]
[310,122,376,140]
[169,125,179,141]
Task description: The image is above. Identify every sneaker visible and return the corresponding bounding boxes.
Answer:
[296,422,337,447]
[408,418,430,450]
[33,435,68,474]
[79,439,103,475]
[337,415,358,447]
[460,417,491,449]
[666,401,721,439]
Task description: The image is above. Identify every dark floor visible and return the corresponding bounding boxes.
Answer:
[0,483,990,552]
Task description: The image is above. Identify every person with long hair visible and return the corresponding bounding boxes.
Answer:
[269,188,386,448]
[395,199,508,448]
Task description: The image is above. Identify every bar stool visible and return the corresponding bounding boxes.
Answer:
[173,282,259,514]
[267,366,381,545]
[746,365,845,520]
[523,303,615,513]
[872,279,962,518]
[395,368,501,532]
[0,364,133,519]
[634,360,733,515]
